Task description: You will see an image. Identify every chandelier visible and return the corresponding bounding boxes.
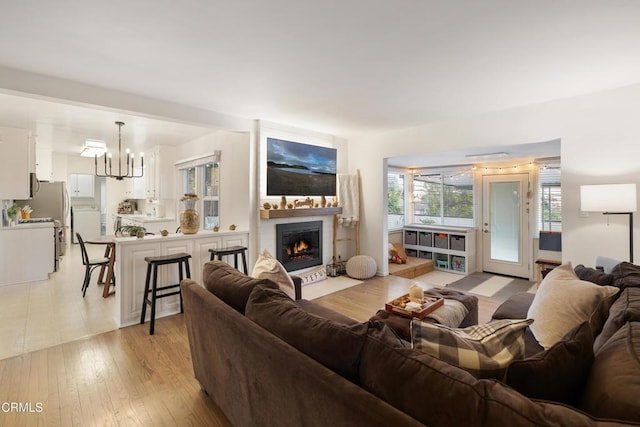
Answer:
[95,121,143,180]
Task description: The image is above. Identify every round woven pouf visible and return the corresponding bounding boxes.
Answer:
[346,255,377,280]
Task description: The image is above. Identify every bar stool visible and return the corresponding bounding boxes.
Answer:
[140,252,191,335]
[209,246,248,274]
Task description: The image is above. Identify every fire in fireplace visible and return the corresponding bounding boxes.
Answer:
[276,221,322,272]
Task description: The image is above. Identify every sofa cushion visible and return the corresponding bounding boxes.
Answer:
[491,292,534,319]
[202,260,278,314]
[581,321,640,422]
[410,318,533,379]
[295,299,359,325]
[594,287,640,353]
[503,321,593,406]
[245,285,368,383]
[251,249,296,299]
[359,330,600,427]
[574,264,615,286]
[611,261,640,289]
[527,262,619,349]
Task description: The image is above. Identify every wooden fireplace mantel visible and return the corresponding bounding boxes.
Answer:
[260,207,343,219]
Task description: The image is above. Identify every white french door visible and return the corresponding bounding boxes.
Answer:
[482,174,530,278]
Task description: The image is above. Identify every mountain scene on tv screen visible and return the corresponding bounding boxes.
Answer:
[267,138,337,196]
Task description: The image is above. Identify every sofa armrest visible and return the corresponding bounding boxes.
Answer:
[291,275,302,300]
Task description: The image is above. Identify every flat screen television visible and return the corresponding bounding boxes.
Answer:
[266,137,337,196]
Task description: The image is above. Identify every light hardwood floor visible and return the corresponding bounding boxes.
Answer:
[0,267,502,425]
[0,315,232,426]
[0,243,117,361]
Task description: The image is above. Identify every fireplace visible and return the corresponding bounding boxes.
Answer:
[276,221,323,272]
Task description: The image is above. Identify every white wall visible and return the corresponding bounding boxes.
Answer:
[350,84,640,273]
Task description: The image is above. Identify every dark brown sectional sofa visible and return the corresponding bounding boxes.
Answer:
[181,260,640,426]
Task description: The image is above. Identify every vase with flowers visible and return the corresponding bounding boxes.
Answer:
[180,193,200,234]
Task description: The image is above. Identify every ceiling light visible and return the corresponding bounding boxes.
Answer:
[95,121,143,180]
[80,140,106,157]
[465,151,509,160]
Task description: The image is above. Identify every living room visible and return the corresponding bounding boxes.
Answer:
[2,2,640,425]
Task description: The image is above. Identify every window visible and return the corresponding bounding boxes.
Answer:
[413,173,474,226]
[538,166,561,232]
[176,152,221,230]
[387,171,405,230]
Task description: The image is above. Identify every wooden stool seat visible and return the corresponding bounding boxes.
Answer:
[141,252,191,335]
[209,246,248,274]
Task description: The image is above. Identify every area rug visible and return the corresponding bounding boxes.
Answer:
[303,276,363,300]
[445,272,536,301]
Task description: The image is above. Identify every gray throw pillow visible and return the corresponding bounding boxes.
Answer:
[504,321,593,406]
[245,284,368,383]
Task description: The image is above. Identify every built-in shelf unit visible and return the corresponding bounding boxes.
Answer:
[403,225,476,275]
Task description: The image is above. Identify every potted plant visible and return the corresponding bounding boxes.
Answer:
[7,202,19,222]
[120,225,147,238]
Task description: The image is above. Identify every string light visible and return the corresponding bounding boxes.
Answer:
[411,160,554,180]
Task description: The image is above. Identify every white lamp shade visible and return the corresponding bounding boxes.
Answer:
[580,184,637,213]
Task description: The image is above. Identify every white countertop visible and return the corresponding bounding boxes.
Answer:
[0,222,54,230]
[114,229,247,245]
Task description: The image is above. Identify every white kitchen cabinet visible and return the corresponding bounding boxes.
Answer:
[124,169,145,199]
[0,223,55,285]
[144,146,174,200]
[69,174,95,198]
[144,149,156,199]
[36,147,53,181]
[114,229,249,326]
[0,127,33,199]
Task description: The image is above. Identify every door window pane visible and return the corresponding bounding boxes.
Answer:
[490,181,520,263]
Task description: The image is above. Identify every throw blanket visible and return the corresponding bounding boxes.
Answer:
[337,173,359,227]
[425,299,469,328]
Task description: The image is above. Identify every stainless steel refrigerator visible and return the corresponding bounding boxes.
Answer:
[16,181,70,254]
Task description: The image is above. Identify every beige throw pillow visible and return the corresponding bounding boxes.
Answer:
[527,262,619,349]
[251,249,295,299]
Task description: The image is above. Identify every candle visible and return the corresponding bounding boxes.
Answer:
[409,283,423,302]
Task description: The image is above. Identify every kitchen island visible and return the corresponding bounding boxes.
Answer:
[114,229,248,327]
[0,222,55,285]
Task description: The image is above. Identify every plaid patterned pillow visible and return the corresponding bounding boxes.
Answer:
[411,318,534,379]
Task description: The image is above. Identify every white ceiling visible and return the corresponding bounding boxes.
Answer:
[388,139,561,169]
[1,1,640,156]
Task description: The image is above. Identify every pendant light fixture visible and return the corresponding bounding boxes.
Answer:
[95,121,143,180]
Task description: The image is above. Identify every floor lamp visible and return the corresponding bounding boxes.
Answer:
[580,184,637,263]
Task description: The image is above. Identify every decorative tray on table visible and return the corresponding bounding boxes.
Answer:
[384,294,444,319]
